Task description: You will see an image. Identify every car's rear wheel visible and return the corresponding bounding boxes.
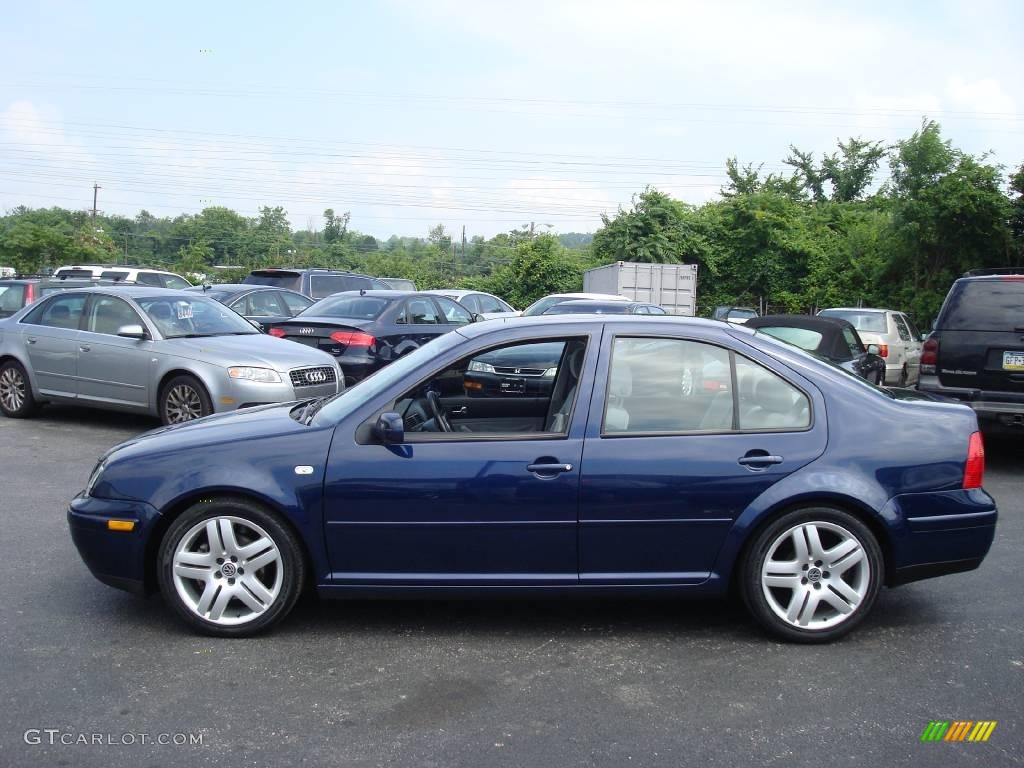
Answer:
[160,375,212,425]
[742,507,883,643]
[898,365,908,387]
[157,498,305,637]
[0,360,37,418]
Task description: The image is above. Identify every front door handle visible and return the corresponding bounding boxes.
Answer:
[79,344,91,352]
[26,337,37,345]
[449,406,467,416]
[527,462,573,474]
[737,454,784,467]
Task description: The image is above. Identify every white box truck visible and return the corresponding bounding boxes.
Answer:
[583,262,697,316]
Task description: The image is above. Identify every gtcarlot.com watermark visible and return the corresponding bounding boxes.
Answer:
[24,729,203,747]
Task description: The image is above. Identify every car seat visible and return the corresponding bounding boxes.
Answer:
[604,362,632,432]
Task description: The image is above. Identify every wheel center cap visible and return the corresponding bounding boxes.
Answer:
[807,567,822,583]
[221,562,237,577]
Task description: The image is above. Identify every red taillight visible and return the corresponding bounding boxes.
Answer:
[920,337,939,374]
[24,283,36,304]
[268,328,286,338]
[963,431,985,489]
[877,343,889,358]
[330,331,375,347]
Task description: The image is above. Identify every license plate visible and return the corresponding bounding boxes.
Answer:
[499,378,526,395]
[1003,351,1024,370]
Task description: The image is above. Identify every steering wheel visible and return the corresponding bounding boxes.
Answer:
[426,391,452,433]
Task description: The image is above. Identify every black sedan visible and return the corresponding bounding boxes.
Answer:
[542,300,667,315]
[185,284,315,331]
[745,315,886,383]
[268,291,475,385]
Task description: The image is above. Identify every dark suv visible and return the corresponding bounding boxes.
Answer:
[917,270,1024,429]
[243,268,390,300]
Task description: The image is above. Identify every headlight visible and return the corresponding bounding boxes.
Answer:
[227,366,282,383]
[85,459,106,497]
[467,361,495,374]
[542,367,557,378]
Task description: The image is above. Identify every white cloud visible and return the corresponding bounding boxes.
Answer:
[946,75,1016,115]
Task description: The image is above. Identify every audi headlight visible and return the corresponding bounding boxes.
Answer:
[227,366,282,383]
[85,459,106,497]
[467,361,495,374]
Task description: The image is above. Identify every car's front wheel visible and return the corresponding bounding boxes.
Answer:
[157,498,305,637]
[742,507,883,643]
[159,374,212,425]
[0,360,38,418]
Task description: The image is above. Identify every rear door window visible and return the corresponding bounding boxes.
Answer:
[938,280,1024,331]
[135,272,164,287]
[241,291,287,317]
[892,313,912,341]
[162,274,192,289]
[0,284,26,316]
[397,298,441,325]
[279,291,315,316]
[901,314,921,339]
[22,293,87,329]
[310,274,372,298]
[434,296,473,325]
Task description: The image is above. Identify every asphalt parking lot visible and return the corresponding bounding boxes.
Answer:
[1,406,1021,768]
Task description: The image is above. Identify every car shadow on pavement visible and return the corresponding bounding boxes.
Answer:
[26,404,158,432]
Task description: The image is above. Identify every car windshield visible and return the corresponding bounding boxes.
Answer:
[748,329,894,398]
[755,326,823,352]
[136,295,259,338]
[521,296,567,316]
[305,295,389,319]
[940,280,1024,331]
[819,309,887,333]
[729,308,758,320]
[312,331,466,424]
[243,272,301,291]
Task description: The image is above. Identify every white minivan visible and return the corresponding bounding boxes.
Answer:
[53,265,192,289]
[817,307,923,386]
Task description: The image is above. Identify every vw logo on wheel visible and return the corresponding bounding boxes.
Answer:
[298,327,315,335]
[305,370,327,384]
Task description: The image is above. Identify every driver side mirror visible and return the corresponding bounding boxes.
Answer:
[866,344,880,355]
[470,312,484,323]
[375,412,405,444]
[117,324,148,340]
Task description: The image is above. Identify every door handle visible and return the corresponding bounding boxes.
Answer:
[737,454,784,467]
[79,345,91,352]
[449,406,467,416]
[527,462,573,474]
[26,337,37,344]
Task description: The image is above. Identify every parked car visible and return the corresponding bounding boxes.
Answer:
[520,292,630,317]
[425,289,517,319]
[817,307,923,386]
[68,315,995,641]
[185,284,315,331]
[542,300,667,316]
[917,270,1024,430]
[242,268,390,299]
[267,291,475,386]
[53,265,192,288]
[0,287,342,425]
[463,340,564,397]
[380,277,417,291]
[745,315,887,384]
[712,306,759,324]
[0,277,133,318]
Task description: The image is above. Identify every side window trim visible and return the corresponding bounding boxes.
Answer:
[598,332,814,438]
[81,294,145,336]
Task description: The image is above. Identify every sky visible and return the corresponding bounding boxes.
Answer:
[1,0,1022,239]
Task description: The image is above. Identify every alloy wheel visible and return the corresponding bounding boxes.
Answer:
[0,367,26,412]
[171,516,283,626]
[760,521,870,631]
[165,384,203,423]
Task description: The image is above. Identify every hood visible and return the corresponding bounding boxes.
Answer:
[159,333,337,370]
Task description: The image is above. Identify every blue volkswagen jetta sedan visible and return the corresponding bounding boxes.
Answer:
[68,316,997,642]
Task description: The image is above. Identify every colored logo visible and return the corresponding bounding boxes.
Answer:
[920,721,996,742]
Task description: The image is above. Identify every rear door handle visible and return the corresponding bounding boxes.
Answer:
[449,406,467,416]
[26,337,37,345]
[527,462,573,474]
[79,345,91,352]
[737,454,784,467]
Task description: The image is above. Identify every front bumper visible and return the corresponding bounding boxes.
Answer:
[883,488,997,586]
[216,376,339,412]
[68,493,162,595]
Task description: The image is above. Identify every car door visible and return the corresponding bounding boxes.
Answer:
[18,293,88,398]
[895,313,922,381]
[322,332,598,585]
[76,294,153,409]
[233,290,290,331]
[278,290,315,318]
[578,329,827,584]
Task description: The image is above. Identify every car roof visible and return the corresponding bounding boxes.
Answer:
[454,313,724,339]
[425,289,474,297]
[820,307,891,313]
[546,292,630,301]
[550,300,637,309]
[58,286,199,299]
[747,314,856,334]
[315,290,423,299]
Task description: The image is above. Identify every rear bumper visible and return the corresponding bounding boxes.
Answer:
[883,489,997,586]
[917,375,1024,423]
[67,493,161,595]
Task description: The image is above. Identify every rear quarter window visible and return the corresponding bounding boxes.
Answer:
[938,280,1024,331]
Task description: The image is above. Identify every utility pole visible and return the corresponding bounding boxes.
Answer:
[461,225,466,280]
[91,183,101,218]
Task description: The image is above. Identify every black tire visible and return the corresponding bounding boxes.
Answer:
[741,506,884,643]
[156,497,306,637]
[0,359,38,418]
[898,366,908,387]
[159,374,212,425]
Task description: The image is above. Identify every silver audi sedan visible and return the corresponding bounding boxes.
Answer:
[0,287,343,424]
